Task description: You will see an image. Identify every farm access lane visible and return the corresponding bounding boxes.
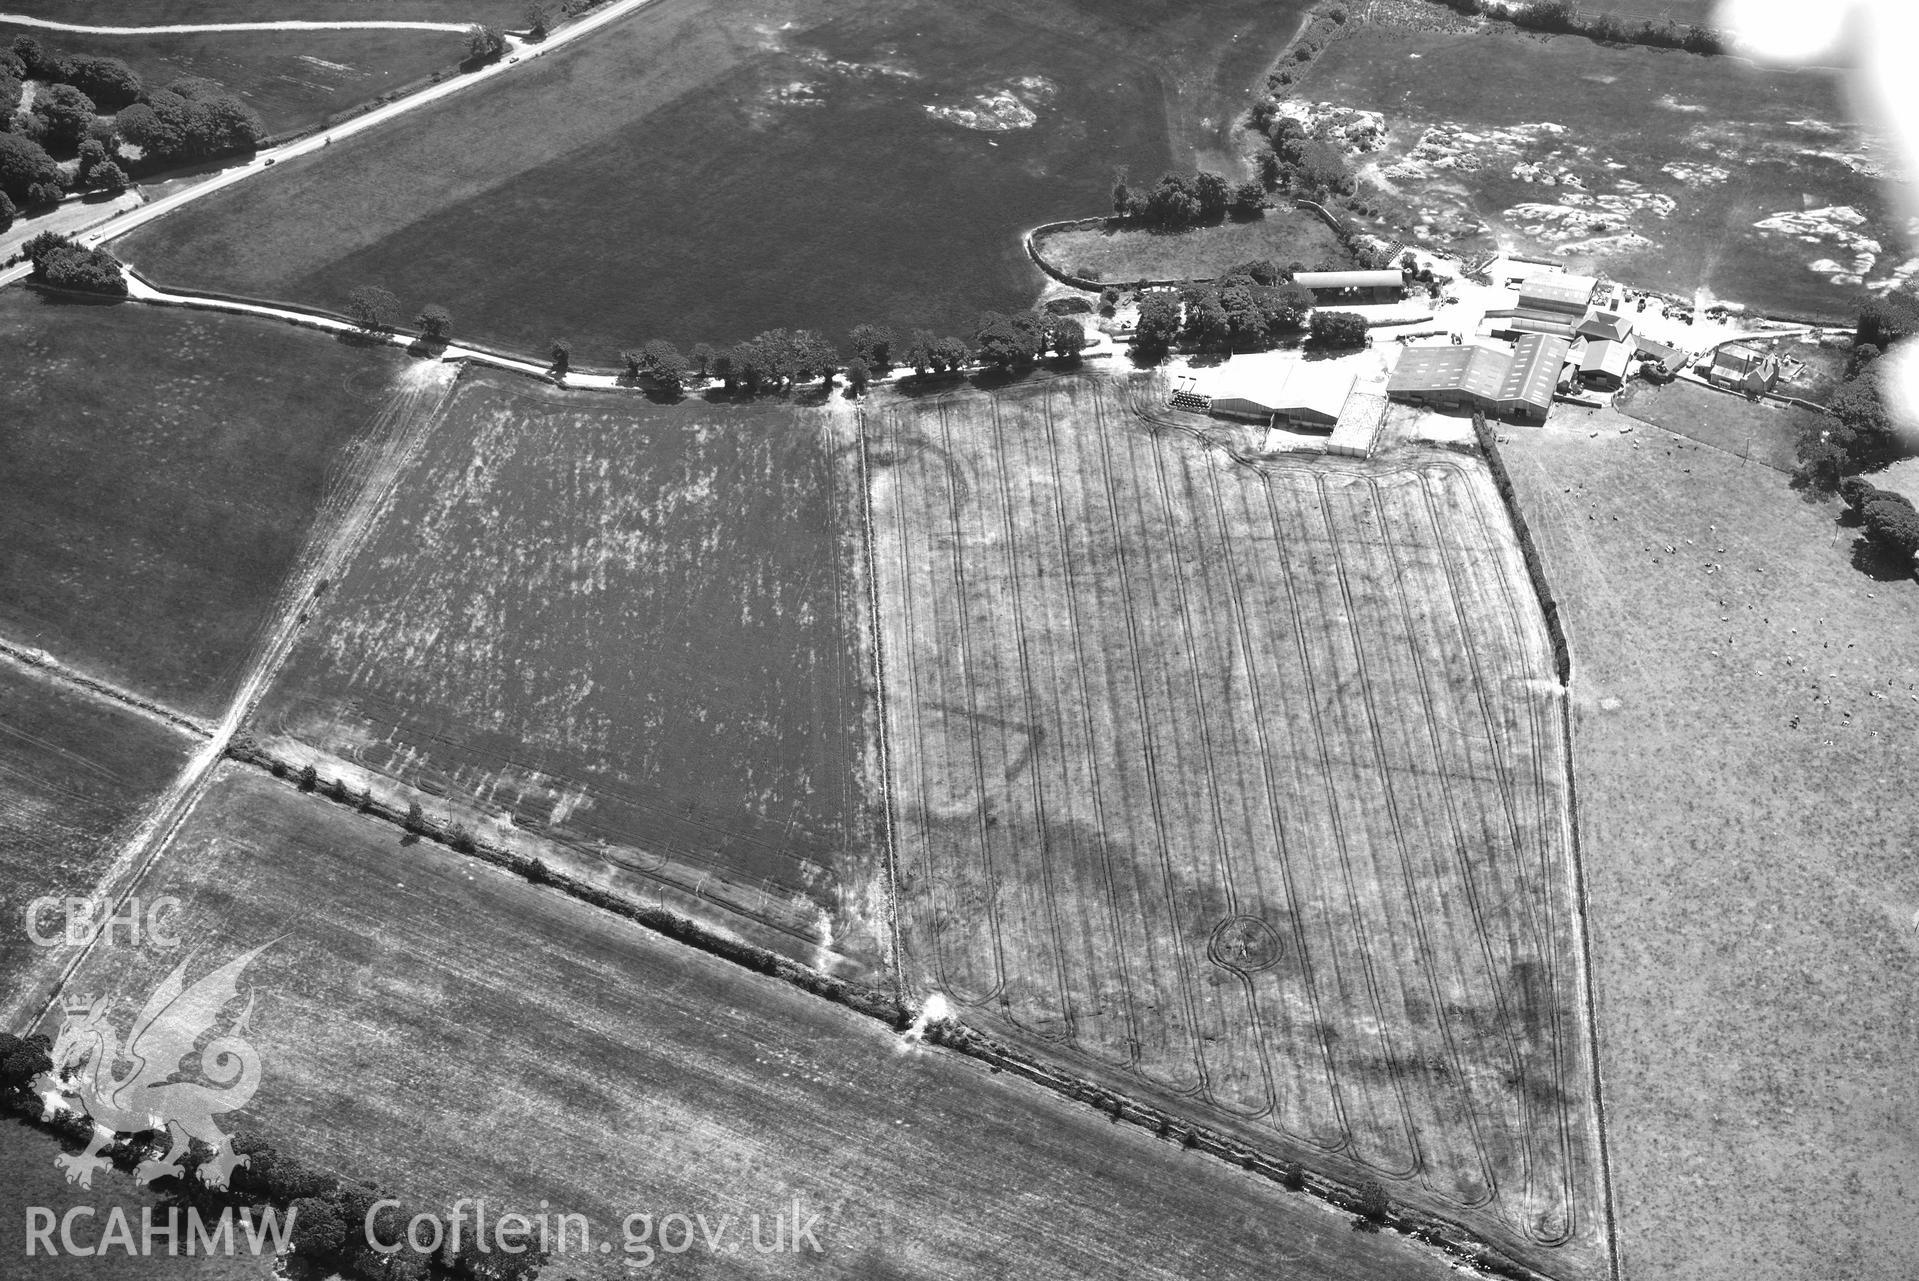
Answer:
[0,0,665,290]
[0,14,471,33]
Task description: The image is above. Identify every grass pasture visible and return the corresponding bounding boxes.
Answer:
[0,291,419,720]
[1497,415,1919,1281]
[864,376,1607,1277]
[252,370,883,972]
[118,0,1317,359]
[0,662,194,1024]
[42,762,1466,1281]
[0,23,476,137]
[1033,208,1347,283]
[1298,23,1891,319]
[1614,377,1814,471]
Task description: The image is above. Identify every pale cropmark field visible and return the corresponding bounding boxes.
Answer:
[863,375,1608,1277]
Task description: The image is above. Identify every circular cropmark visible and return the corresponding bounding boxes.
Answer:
[1208,915,1283,975]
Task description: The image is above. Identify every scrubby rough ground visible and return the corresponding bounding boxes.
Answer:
[1293,22,1904,317]
[1498,412,1919,1281]
[44,763,1468,1281]
[253,371,886,973]
[864,374,1608,1277]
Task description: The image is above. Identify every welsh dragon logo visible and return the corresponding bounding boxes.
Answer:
[34,943,271,1190]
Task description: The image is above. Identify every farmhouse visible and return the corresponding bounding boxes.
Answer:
[1387,333,1570,423]
[1706,342,1778,393]
[1292,269,1406,304]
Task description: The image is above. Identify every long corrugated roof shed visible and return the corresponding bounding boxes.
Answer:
[1387,344,1510,400]
[1502,333,1572,410]
[1292,269,1406,290]
[1517,275,1596,314]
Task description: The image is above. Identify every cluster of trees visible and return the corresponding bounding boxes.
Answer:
[1263,4,1348,92]
[1111,168,1265,230]
[972,310,1086,371]
[1430,0,1725,53]
[0,131,62,216]
[1795,287,1919,492]
[5,36,264,170]
[463,25,509,63]
[1840,478,1919,565]
[21,231,126,295]
[1130,258,1353,360]
[1262,115,1355,199]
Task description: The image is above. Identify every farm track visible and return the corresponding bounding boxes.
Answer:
[0,13,469,32]
[29,365,459,1029]
[870,376,1603,1271]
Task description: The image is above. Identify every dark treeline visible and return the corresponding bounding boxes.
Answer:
[1111,168,1267,231]
[1131,257,1369,360]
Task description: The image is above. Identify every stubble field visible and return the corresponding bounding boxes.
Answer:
[0,292,421,721]
[117,0,1317,359]
[43,762,1467,1281]
[864,375,1607,1277]
[1498,413,1919,1281]
[253,371,885,971]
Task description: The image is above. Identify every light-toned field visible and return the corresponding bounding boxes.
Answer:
[864,375,1607,1277]
[1498,411,1919,1281]
[253,371,886,972]
[43,763,1467,1281]
[1034,208,1347,282]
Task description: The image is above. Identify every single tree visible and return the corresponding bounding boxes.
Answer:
[1047,315,1086,359]
[1309,308,1369,348]
[91,160,128,194]
[404,800,424,834]
[549,337,571,376]
[463,24,507,62]
[346,285,399,332]
[523,1,552,37]
[689,341,715,378]
[641,338,691,393]
[904,329,939,376]
[298,764,317,792]
[1862,497,1919,562]
[846,355,871,394]
[1354,1180,1389,1231]
[416,304,451,341]
[1228,178,1265,219]
[75,138,107,182]
[932,335,972,375]
[0,190,14,233]
[33,84,97,151]
[64,56,142,111]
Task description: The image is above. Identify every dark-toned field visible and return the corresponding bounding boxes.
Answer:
[0,1117,276,1279]
[252,370,883,970]
[0,662,195,1027]
[1613,377,1812,471]
[0,292,421,720]
[2,1,522,22]
[1499,412,1919,1281]
[1034,207,1347,283]
[117,0,1317,359]
[1296,22,1894,319]
[43,762,1467,1281]
[0,22,475,137]
[865,376,1608,1277]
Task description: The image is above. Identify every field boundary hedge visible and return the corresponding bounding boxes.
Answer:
[225,728,1554,1281]
[1469,408,1623,1280]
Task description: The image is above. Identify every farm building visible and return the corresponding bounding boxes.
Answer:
[1387,334,1569,422]
[1574,337,1635,390]
[1635,335,1686,367]
[1706,342,1778,393]
[1292,269,1406,303]
[1575,310,1634,343]
[1271,362,1357,430]
[1517,274,1597,316]
[1482,307,1576,339]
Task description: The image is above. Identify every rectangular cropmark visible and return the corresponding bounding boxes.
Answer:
[863,375,1608,1278]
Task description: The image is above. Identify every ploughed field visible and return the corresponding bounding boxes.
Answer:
[1297,24,1900,319]
[117,0,1315,360]
[1496,415,1919,1281]
[0,662,195,1029]
[39,763,1465,1281]
[0,292,423,721]
[252,371,886,972]
[863,376,1607,1277]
